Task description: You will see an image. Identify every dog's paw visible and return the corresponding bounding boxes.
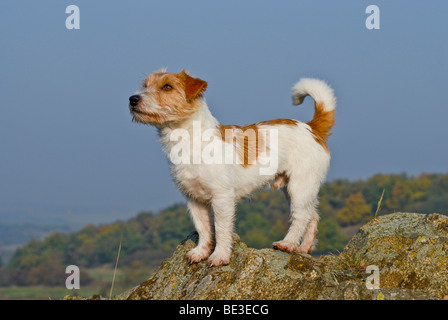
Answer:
[187,246,211,263]
[272,240,297,253]
[207,251,231,267]
[296,243,314,254]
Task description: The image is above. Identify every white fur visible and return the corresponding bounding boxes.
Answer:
[153,77,336,266]
[292,78,336,111]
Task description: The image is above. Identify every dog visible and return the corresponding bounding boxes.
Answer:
[129,69,336,266]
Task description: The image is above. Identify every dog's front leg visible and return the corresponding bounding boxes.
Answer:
[208,196,235,267]
[187,199,213,263]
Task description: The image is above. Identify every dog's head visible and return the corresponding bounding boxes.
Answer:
[129,69,207,126]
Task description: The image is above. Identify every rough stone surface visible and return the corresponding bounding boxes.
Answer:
[68,212,448,300]
[317,281,438,300]
[340,212,448,299]
[121,232,330,300]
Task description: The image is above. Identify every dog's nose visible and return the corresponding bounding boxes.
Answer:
[129,95,141,107]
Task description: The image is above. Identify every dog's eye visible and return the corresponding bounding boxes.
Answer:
[162,84,173,91]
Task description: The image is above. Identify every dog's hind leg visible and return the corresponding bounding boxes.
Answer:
[297,211,319,253]
[273,173,320,253]
[187,199,213,263]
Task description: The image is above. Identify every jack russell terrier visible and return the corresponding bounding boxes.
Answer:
[129,69,336,266]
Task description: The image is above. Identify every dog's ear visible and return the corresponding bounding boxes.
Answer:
[180,69,207,101]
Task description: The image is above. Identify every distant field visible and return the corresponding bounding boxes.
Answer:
[0,286,101,300]
[0,265,134,300]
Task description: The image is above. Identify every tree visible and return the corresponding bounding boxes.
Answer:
[336,192,372,226]
[386,181,412,211]
[315,219,348,253]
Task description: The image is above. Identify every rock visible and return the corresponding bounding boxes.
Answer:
[123,232,330,300]
[339,212,448,299]
[119,212,447,300]
[317,281,437,300]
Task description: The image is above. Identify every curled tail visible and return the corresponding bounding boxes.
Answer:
[291,78,336,151]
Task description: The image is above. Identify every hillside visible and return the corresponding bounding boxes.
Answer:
[1,172,447,293]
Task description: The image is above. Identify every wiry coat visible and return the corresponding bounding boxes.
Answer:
[129,69,336,266]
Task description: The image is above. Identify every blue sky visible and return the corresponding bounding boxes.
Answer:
[0,1,447,227]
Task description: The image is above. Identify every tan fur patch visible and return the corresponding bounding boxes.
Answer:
[218,119,298,168]
[218,124,261,167]
[306,102,335,152]
[181,70,208,101]
[272,172,289,190]
[258,119,299,126]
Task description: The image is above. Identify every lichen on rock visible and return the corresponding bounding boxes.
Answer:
[339,212,448,298]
